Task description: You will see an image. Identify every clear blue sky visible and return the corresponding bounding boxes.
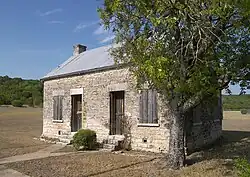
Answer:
[0,0,112,79]
[0,1,246,94]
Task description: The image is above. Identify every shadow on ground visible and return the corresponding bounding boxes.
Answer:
[187,130,250,166]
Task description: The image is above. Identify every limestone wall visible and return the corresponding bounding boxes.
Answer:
[42,68,170,153]
[186,95,223,153]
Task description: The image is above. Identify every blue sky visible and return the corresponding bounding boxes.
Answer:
[0,0,113,79]
[0,1,246,94]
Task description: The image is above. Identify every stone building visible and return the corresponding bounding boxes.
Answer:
[41,44,222,153]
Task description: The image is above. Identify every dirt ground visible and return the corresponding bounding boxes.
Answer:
[3,110,249,177]
[0,107,50,158]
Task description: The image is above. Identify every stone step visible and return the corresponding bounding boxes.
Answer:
[57,135,73,139]
[108,135,125,141]
[107,139,120,145]
[58,138,71,144]
[103,144,116,150]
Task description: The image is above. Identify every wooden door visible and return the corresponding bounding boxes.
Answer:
[71,95,82,132]
[110,91,124,135]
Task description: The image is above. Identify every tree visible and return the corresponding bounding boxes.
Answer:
[98,0,250,169]
[11,100,24,107]
[0,76,43,107]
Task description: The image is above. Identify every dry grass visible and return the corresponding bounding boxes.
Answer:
[6,151,237,177]
[2,108,250,176]
[8,118,250,177]
[223,111,250,120]
[6,152,155,177]
[0,107,50,158]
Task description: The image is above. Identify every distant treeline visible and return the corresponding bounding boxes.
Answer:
[222,94,250,110]
[0,76,43,107]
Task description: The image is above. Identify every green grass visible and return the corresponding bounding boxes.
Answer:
[223,94,250,111]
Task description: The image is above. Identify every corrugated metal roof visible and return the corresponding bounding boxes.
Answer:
[42,44,116,79]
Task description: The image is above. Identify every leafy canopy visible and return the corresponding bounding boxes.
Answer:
[0,76,43,107]
[99,0,250,111]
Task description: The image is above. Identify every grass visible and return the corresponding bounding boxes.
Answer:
[224,111,250,120]
[222,94,250,110]
[6,152,235,177]
[1,108,250,176]
[0,107,50,158]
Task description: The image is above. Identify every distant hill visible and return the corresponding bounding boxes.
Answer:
[222,94,250,110]
[0,76,43,107]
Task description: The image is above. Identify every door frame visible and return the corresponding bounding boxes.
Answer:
[110,91,125,135]
[71,94,83,132]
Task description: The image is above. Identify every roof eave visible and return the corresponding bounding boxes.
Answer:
[41,64,127,82]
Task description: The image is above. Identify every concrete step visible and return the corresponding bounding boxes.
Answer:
[107,135,125,146]
[58,138,71,144]
[108,139,119,145]
[108,135,125,141]
[103,144,116,150]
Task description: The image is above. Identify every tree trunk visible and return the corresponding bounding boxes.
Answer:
[168,110,186,169]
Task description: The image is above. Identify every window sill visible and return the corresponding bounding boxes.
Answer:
[137,123,160,127]
[52,120,63,123]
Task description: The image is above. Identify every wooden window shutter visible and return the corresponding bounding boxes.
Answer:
[139,91,143,123]
[53,96,58,120]
[139,89,158,124]
[53,96,63,120]
[152,90,158,123]
[147,89,153,123]
[142,90,148,123]
[58,96,63,120]
[139,90,148,123]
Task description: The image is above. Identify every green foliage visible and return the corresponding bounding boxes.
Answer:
[72,129,97,150]
[0,96,4,105]
[99,0,250,168]
[11,100,24,107]
[0,76,43,107]
[235,158,250,177]
[99,0,250,111]
[223,95,250,110]
[241,109,248,114]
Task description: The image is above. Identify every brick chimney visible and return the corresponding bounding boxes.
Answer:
[73,44,87,56]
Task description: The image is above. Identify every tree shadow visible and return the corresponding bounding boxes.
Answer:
[186,130,250,166]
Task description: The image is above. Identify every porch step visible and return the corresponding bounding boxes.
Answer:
[102,135,125,152]
[56,134,73,144]
[58,138,71,144]
[102,144,116,151]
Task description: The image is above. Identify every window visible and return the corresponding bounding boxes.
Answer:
[139,89,158,124]
[53,96,63,120]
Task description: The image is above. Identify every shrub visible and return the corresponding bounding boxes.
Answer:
[11,100,24,107]
[72,129,97,150]
[235,158,250,177]
[241,109,248,115]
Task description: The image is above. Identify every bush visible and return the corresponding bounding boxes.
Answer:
[72,129,97,150]
[11,100,24,107]
[235,158,250,177]
[241,109,248,115]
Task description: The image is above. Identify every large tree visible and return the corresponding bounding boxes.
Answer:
[98,0,250,169]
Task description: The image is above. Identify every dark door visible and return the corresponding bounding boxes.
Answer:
[71,95,82,132]
[110,91,124,135]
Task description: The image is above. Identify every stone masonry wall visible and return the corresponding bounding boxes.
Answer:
[42,66,222,154]
[42,68,170,153]
[186,95,223,153]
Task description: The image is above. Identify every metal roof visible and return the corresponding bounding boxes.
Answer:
[42,44,117,80]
